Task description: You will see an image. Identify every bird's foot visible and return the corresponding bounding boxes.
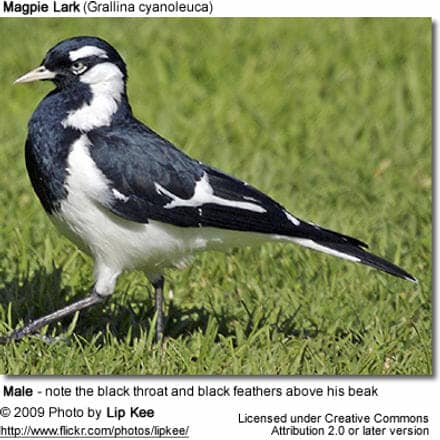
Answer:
[0,292,105,344]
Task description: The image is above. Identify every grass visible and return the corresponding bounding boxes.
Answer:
[0,18,431,375]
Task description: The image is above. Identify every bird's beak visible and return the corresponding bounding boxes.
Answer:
[14,65,56,84]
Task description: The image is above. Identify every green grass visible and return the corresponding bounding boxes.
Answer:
[0,18,431,375]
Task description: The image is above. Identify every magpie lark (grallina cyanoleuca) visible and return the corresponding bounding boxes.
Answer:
[5,36,415,342]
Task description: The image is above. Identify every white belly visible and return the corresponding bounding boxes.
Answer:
[52,194,269,276]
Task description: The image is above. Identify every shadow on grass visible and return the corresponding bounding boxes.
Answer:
[0,265,72,327]
[0,266,320,345]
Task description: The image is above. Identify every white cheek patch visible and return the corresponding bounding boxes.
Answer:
[69,45,108,61]
[155,172,267,214]
[62,63,124,131]
[79,62,123,87]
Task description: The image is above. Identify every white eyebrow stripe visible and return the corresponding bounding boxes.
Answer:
[69,45,108,61]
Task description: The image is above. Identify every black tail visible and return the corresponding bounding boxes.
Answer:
[284,216,415,282]
[312,239,416,282]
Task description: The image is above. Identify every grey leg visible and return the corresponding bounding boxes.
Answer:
[0,291,105,344]
[152,276,165,342]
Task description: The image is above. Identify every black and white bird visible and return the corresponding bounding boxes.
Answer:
[7,36,415,342]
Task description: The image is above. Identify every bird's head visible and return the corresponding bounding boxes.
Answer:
[15,36,127,91]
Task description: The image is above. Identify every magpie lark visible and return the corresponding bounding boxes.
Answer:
[6,36,415,342]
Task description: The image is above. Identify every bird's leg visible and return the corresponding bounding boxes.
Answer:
[152,276,165,342]
[0,291,106,344]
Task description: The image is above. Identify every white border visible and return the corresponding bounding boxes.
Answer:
[0,1,436,438]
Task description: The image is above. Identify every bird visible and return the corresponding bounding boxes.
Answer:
[5,36,415,343]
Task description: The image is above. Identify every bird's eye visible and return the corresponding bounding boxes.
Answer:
[71,61,87,75]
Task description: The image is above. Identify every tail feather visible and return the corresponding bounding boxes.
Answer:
[323,241,415,282]
[289,237,416,283]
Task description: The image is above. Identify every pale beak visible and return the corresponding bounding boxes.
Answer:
[14,65,56,84]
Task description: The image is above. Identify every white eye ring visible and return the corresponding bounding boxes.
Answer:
[71,61,87,75]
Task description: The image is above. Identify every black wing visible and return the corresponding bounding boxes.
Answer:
[87,121,366,247]
[87,121,415,282]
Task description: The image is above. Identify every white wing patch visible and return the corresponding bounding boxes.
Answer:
[155,172,267,214]
[243,195,259,202]
[69,45,109,61]
[284,210,301,226]
[112,188,129,202]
